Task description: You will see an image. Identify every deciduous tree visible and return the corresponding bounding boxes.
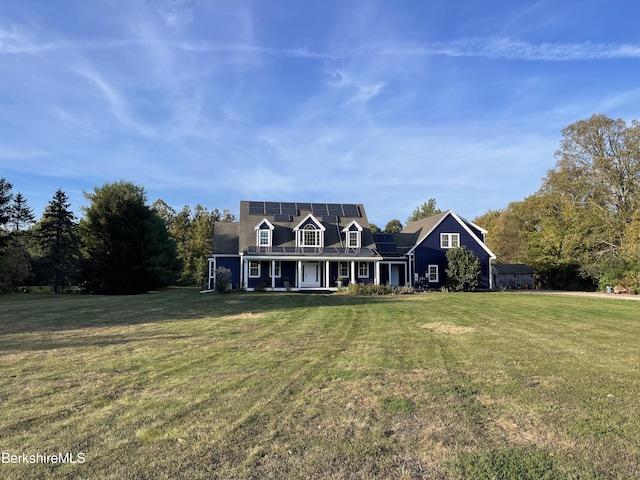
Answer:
[407,198,441,224]
[445,246,481,291]
[384,219,403,233]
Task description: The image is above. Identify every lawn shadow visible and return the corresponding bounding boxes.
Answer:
[0,289,403,337]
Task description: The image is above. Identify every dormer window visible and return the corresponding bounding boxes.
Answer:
[347,231,359,248]
[301,224,321,247]
[343,221,363,248]
[258,230,270,246]
[294,214,325,248]
[254,219,275,247]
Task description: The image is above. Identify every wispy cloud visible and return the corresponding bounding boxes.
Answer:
[327,69,385,106]
[5,23,640,64]
[158,0,194,29]
[72,63,157,138]
[0,148,49,160]
[383,38,640,61]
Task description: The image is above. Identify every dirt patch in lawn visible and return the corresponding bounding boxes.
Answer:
[221,312,269,320]
[418,322,477,335]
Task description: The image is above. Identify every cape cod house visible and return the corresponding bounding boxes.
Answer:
[207,201,496,291]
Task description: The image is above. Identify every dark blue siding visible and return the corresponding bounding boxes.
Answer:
[216,256,241,289]
[280,262,297,287]
[357,261,374,284]
[248,261,297,289]
[413,214,492,289]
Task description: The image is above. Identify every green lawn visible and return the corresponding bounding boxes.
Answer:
[0,290,639,479]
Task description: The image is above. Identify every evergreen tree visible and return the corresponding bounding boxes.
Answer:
[0,178,13,241]
[80,181,180,294]
[10,192,36,232]
[36,189,79,293]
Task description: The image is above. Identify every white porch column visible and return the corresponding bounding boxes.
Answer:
[325,261,330,288]
[297,261,303,288]
[271,260,276,289]
[375,262,380,285]
[208,258,215,290]
[243,258,249,289]
[351,261,356,284]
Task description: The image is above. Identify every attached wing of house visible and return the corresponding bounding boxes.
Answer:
[207,202,496,291]
[401,210,496,290]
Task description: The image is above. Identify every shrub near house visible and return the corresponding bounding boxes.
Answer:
[446,246,481,291]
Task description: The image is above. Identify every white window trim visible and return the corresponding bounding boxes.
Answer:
[440,233,460,249]
[299,224,322,247]
[343,221,363,249]
[269,261,281,278]
[249,261,261,278]
[293,214,326,248]
[347,230,360,248]
[339,262,349,278]
[358,262,369,278]
[258,229,271,247]
[254,219,275,247]
[427,265,439,282]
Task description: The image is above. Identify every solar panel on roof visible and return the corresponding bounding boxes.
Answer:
[280,203,297,215]
[327,204,343,216]
[342,204,360,217]
[273,214,292,222]
[322,215,339,223]
[373,232,397,253]
[265,202,280,215]
[248,201,265,215]
[311,203,329,215]
[296,202,311,211]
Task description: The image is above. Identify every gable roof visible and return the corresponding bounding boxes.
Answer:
[212,221,240,254]
[214,201,378,255]
[492,264,534,274]
[404,210,496,259]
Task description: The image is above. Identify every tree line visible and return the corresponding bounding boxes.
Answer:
[0,179,235,294]
[371,114,640,291]
[474,114,640,291]
[3,114,637,293]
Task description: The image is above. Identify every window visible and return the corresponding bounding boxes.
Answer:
[269,261,281,278]
[300,224,321,247]
[440,233,460,249]
[339,262,349,278]
[254,219,274,247]
[258,229,270,247]
[358,262,369,278]
[347,231,360,248]
[295,214,325,248]
[427,265,438,282]
[343,221,363,248]
[249,261,260,278]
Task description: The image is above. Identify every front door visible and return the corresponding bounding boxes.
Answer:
[390,265,400,287]
[301,262,321,287]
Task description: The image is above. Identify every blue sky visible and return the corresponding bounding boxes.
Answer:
[2,1,640,227]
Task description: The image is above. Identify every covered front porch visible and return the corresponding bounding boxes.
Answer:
[242,257,382,291]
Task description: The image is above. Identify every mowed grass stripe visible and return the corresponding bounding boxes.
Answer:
[0,290,639,479]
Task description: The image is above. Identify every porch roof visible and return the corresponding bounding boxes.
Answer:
[246,246,379,257]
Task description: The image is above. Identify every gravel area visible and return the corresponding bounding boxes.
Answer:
[509,289,640,301]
